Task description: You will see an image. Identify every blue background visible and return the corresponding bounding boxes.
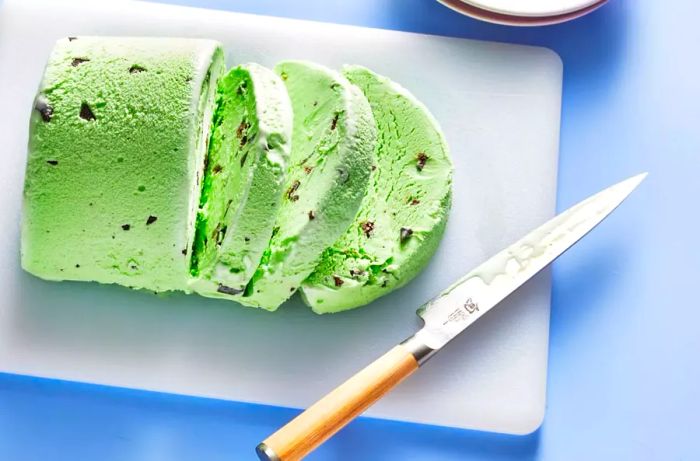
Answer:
[2,1,698,459]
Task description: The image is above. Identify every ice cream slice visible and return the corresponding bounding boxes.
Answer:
[21,37,224,292]
[301,65,453,313]
[239,61,377,310]
[189,63,292,297]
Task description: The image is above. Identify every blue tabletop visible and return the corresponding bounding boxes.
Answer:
[2,1,699,459]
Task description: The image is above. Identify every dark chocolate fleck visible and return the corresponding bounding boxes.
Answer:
[71,57,89,67]
[240,135,248,147]
[361,221,375,238]
[303,165,313,174]
[333,276,344,287]
[240,152,248,167]
[217,284,243,296]
[79,102,96,121]
[349,268,364,277]
[410,198,420,206]
[290,287,295,292]
[182,248,187,255]
[416,152,429,171]
[286,180,300,202]
[236,121,248,139]
[337,167,349,184]
[213,164,223,174]
[129,64,146,74]
[308,210,315,220]
[121,224,131,231]
[381,280,388,288]
[35,98,53,122]
[67,36,77,41]
[400,227,413,243]
[371,165,377,171]
[330,113,339,131]
[46,160,58,166]
[330,83,341,90]
[244,236,250,242]
[75,264,80,268]
[313,101,318,107]
[146,215,158,225]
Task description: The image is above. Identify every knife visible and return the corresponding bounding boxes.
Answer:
[256,173,647,461]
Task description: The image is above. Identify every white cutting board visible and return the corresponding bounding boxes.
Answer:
[0,0,561,434]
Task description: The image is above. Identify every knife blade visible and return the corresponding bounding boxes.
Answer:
[257,173,646,461]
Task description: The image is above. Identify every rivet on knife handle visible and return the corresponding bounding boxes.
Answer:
[256,340,428,461]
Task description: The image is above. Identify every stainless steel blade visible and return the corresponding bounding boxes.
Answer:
[411,173,646,355]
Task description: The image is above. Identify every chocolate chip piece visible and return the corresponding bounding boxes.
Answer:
[35,98,53,122]
[146,216,157,225]
[68,37,78,41]
[416,152,429,171]
[381,280,389,288]
[400,227,413,243]
[349,268,364,277]
[71,57,89,67]
[286,180,300,201]
[75,264,80,268]
[129,64,146,74]
[236,120,248,139]
[313,101,318,107]
[410,198,420,206]
[333,276,344,287]
[303,165,313,174]
[213,164,223,174]
[79,103,96,121]
[240,135,248,147]
[240,152,248,167]
[217,284,243,296]
[371,165,377,171]
[331,113,339,131]
[121,224,131,231]
[244,236,250,242]
[182,248,187,255]
[308,210,315,220]
[361,221,375,238]
[337,167,349,184]
[46,160,58,166]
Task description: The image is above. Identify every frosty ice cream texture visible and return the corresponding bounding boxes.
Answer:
[21,39,452,313]
[189,63,292,298]
[21,37,224,292]
[301,66,453,313]
[238,61,377,310]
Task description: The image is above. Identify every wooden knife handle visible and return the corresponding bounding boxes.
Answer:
[256,345,419,461]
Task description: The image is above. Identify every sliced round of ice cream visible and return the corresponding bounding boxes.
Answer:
[301,65,453,313]
[239,60,377,310]
[189,63,292,297]
[21,37,225,292]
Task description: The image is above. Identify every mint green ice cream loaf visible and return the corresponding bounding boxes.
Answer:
[301,65,453,313]
[189,63,292,297]
[21,37,224,292]
[238,61,377,310]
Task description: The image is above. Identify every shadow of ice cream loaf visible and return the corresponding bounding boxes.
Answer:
[239,61,377,310]
[21,37,224,292]
[301,65,453,313]
[189,64,292,297]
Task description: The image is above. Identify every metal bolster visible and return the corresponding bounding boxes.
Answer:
[256,443,281,461]
[400,334,436,366]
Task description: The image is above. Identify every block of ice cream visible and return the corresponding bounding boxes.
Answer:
[189,63,292,297]
[21,37,224,292]
[301,65,453,313]
[239,61,377,310]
